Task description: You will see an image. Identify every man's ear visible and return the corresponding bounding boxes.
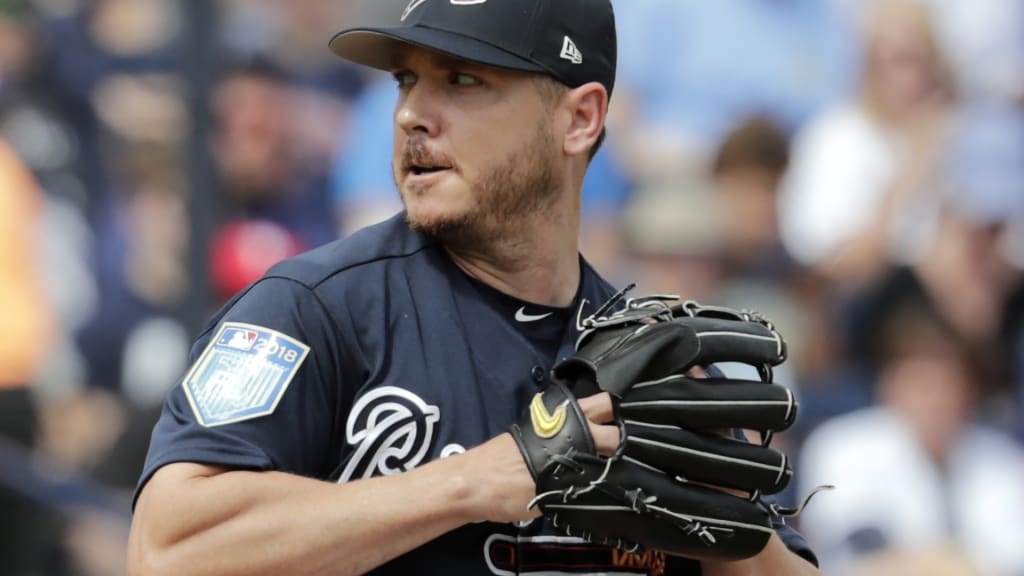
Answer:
[561,82,608,159]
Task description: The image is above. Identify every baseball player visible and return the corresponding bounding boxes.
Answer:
[128,1,821,574]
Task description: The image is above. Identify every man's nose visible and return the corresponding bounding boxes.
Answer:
[396,81,442,138]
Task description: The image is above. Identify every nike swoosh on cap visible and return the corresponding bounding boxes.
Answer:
[515,306,553,323]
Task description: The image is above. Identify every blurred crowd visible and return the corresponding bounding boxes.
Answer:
[1,0,1022,575]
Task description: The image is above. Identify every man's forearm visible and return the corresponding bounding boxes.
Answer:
[129,455,482,576]
[701,535,821,576]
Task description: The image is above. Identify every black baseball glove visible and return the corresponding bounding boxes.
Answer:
[510,291,818,561]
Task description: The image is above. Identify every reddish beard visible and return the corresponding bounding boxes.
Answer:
[395,123,561,249]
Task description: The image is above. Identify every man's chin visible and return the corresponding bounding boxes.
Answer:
[404,206,472,240]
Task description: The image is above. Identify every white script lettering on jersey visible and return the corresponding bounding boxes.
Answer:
[338,386,440,482]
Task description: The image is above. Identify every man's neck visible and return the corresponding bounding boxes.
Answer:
[445,206,580,307]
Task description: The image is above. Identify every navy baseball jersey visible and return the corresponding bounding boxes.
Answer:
[138,213,816,575]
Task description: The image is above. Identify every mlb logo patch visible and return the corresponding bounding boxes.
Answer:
[219,327,257,351]
[183,322,310,427]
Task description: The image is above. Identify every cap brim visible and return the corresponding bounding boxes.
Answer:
[329,26,546,75]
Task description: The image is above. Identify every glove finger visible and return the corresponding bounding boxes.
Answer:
[557,315,785,399]
[619,375,798,432]
[535,454,774,560]
[673,316,786,369]
[557,321,701,397]
[621,422,793,494]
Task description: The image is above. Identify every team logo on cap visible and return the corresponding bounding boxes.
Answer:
[402,0,488,21]
[401,0,427,21]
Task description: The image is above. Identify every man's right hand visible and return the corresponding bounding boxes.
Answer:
[456,392,621,525]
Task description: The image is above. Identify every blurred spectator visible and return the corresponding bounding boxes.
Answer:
[218,1,370,229]
[780,0,955,288]
[798,284,1024,576]
[0,136,53,386]
[219,0,369,98]
[879,102,1024,354]
[74,144,189,397]
[909,203,1019,349]
[619,177,724,302]
[209,219,306,304]
[833,0,1024,105]
[940,102,1024,442]
[706,117,844,410]
[0,0,34,90]
[612,0,857,178]
[789,78,1024,438]
[945,101,1024,273]
[0,134,67,575]
[619,117,805,360]
[212,57,337,248]
[920,0,1024,104]
[44,141,189,535]
[710,116,792,279]
[36,0,184,223]
[0,0,97,341]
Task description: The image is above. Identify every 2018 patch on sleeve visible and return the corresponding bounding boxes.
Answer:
[182,322,311,427]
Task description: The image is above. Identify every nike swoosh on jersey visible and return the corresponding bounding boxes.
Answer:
[515,306,553,322]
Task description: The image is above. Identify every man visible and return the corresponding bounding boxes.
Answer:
[128,1,820,574]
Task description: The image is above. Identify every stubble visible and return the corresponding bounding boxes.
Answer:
[399,120,562,249]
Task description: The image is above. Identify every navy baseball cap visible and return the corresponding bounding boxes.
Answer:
[329,0,617,97]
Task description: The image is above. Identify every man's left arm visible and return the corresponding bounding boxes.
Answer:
[702,535,821,576]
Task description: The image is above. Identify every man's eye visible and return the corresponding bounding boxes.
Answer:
[451,73,481,86]
[393,71,416,87]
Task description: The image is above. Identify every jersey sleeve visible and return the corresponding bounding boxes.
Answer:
[135,276,345,504]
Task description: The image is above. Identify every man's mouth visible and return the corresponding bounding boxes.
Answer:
[408,164,452,176]
[411,166,445,175]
